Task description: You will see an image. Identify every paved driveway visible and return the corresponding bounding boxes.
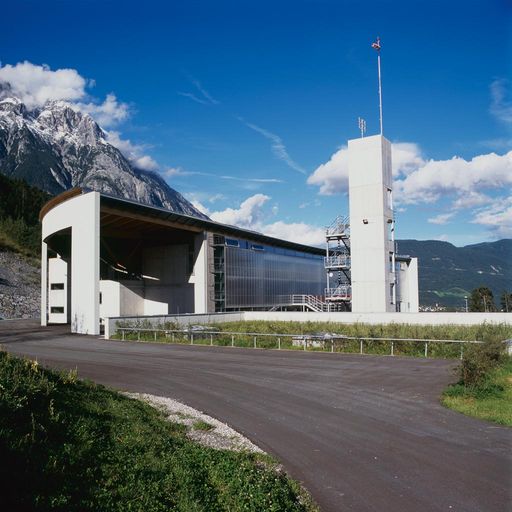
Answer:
[1,320,511,512]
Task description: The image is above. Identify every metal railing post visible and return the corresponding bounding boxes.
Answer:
[304,339,307,351]
[331,339,334,353]
[253,336,256,349]
[360,339,363,354]
[424,342,428,358]
[191,334,194,345]
[172,332,175,343]
[278,337,281,350]
[460,344,464,360]
[231,335,234,347]
[391,341,394,356]
[154,331,157,342]
[137,331,140,341]
[122,330,125,341]
[210,334,213,346]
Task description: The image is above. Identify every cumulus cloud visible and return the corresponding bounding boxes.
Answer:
[78,93,129,127]
[0,61,129,126]
[307,145,349,195]
[0,61,87,107]
[106,131,158,171]
[209,194,325,246]
[471,197,512,238]
[427,213,455,225]
[210,194,270,228]
[307,141,425,196]
[309,141,512,209]
[490,79,512,124]
[395,150,512,204]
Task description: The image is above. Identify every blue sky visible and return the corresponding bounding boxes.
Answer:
[1,0,511,246]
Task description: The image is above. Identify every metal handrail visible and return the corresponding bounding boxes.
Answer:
[324,255,351,268]
[114,326,484,358]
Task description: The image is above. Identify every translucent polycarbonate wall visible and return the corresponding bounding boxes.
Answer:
[223,243,324,309]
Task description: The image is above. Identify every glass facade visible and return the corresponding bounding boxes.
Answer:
[212,235,325,311]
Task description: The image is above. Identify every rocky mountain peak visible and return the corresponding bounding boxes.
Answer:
[0,96,208,219]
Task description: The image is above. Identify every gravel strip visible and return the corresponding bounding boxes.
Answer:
[125,392,264,454]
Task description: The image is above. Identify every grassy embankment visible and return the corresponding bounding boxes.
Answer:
[113,319,512,359]
[0,350,316,511]
[442,338,512,426]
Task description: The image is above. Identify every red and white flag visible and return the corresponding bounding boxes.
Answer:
[371,37,381,51]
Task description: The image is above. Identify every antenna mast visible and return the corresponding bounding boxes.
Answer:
[371,36,383,135]
[358,117,366,138]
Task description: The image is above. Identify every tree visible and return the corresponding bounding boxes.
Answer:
[500,291,512,313]
[469,287,496,312]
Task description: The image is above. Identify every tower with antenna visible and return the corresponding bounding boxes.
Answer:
[347,37,396,312]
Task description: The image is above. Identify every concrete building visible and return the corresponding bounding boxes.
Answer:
[40,134,419,334]
[41,189,326,334]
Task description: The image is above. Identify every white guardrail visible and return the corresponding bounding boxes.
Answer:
[112,327,492,359]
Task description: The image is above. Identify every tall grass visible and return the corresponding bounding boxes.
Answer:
[113,320,511,359]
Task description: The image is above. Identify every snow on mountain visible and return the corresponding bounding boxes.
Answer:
[0,96,207,218]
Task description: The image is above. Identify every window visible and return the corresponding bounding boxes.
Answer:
[99,292,102,305]
[251,244,264,251]
[51,307,64,314]
[225,238,239,247]
[50,283,64,290]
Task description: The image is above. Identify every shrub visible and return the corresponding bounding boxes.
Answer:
[458,338,504,387]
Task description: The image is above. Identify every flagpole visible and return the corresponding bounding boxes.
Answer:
[377,49,383,135]
[371,37,383,135]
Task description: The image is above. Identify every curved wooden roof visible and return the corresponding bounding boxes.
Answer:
[39,188,83,221]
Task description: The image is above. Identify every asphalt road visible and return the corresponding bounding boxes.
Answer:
[1,320,511,512]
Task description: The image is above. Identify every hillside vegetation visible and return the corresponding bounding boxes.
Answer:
[0,173,50,260]
[0,351,314,511]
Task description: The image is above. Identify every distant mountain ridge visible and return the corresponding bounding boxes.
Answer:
[397,239,512,307]
[0,95,207,218]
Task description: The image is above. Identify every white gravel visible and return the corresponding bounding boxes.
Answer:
[125,392,264,454]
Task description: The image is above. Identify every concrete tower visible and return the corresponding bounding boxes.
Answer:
[348,134,396,312]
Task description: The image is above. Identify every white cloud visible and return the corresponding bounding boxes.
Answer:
[427,213,454,225]
[241,119,306,174]
[307,145,349,195]
[106,130,158,171]
[0,61,87,107]
[452,192,493,209]
[471,197,512,238]
[0,61,129,126]
[395,151,512,204]
[262,221,325,246]
[309,142,512,215]
[210,194,325,246]
[78,93,129,127]
[210,194,270,228]
[490,79,512,124]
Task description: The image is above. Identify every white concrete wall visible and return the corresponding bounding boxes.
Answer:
[100,280,145,320]
[104,310,512,338]
[42,192,100,334]
[396,258,419,313]
[142,244,194,315]
[48,257,68,323]
[348,135,395,313]
[242,311,512,325]
[191,232,209,314]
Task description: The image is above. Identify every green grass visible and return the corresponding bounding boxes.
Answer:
[193,420,214,432]
[442,358,512,426]
[0,351,317,511]
[113,320,512,360]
